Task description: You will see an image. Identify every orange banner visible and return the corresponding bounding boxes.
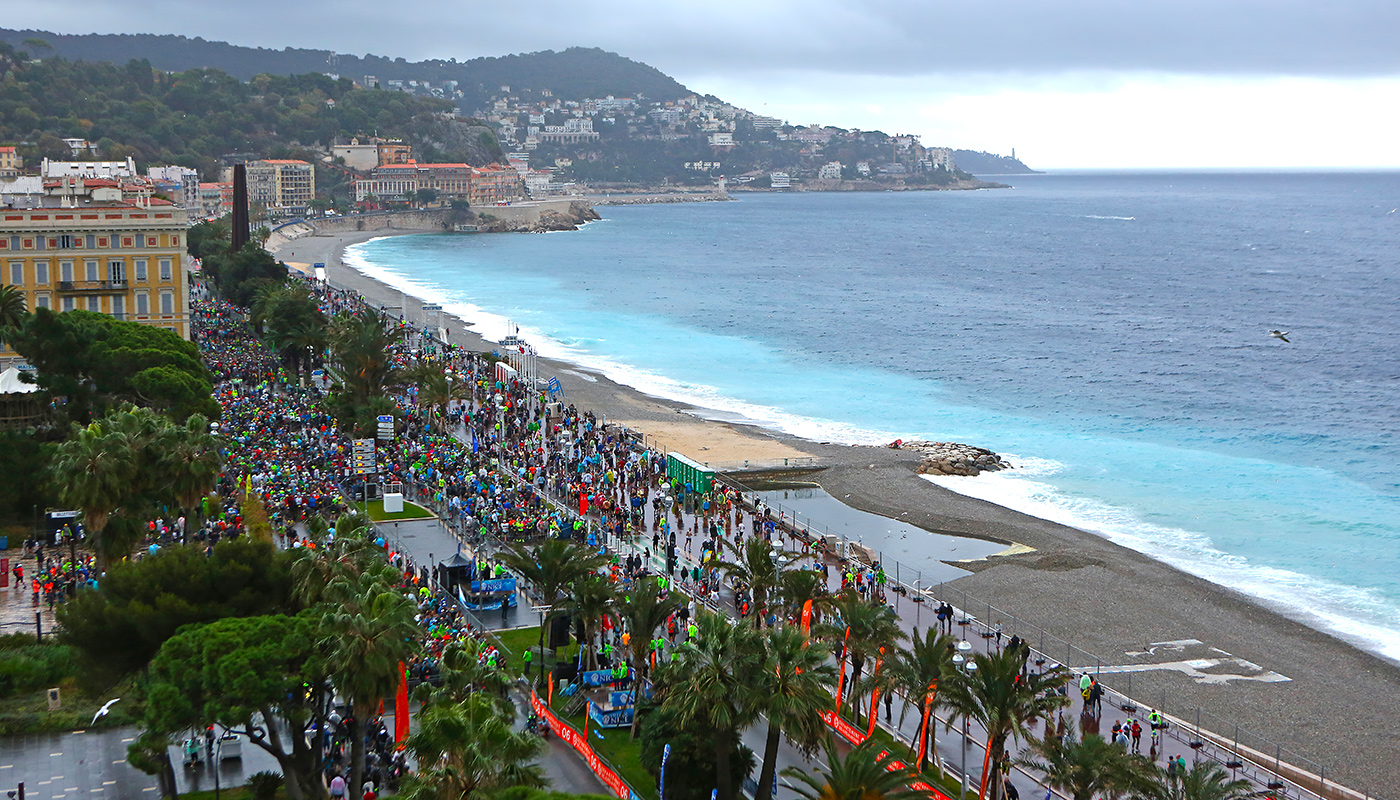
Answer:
[531,690,634,800]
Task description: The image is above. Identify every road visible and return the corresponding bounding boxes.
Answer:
[0,726,157,800]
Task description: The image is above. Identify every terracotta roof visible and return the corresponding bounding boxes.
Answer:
[262,159,311,165]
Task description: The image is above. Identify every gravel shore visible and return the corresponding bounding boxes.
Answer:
[272,225,1399,798]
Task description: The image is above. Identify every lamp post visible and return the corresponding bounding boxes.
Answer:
[953,640,978,800]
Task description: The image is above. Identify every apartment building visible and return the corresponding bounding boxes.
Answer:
[240,160,314,218]
[0,177,191,365]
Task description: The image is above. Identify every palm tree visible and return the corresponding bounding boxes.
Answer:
[884,627,959,772]
[617,575,676,738]
[418,370,471,432]
[330,308,404,405]
[289,516,387,609]
[155,413,224,518]
[717,536,802,627]
[782,738,933,800]
[823,591,906,725]
[1016,730,1160,800]
[50,421,136,571]
[399,692,546,800]
[0,283,28,332]
[665,612,765,800]
[563,571,617,671]
[777,567,833,629]
[428,639,514,712]
[1159,761,1262,800]
[320,574,421,798]
[754,625,837,800]
[942,646,1071,800]
[499,538,609,688]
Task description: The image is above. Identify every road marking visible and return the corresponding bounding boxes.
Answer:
[50,752,63,756]
[0,764,10,768]
[143,787,157,792]
[111,760,125,765]
[38,781,52,785]
[121,738,134,743]
[103,780,117,785]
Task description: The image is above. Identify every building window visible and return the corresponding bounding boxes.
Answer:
[136,292,149,315]
[36,294,50,310]
[62,296,75,312]
[111,295,125,319]
[159,259,173,281]
[35,262,49,284]
[85,235,95,249]
[85,261,99,281]
[135,259,147,281]
[7,262,20,285]
[58,235,74,249]
[87,296,100,312]
[108,260,125,283]
[60,261,74,282]
[159,291,174,315]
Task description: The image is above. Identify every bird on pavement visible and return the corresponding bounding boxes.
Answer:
[1269,330,1291,343]
[91,698,121,725]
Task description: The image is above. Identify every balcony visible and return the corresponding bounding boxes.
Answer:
[58,280,128,293]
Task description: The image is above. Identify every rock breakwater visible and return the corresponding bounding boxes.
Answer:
[896,440,1013,476]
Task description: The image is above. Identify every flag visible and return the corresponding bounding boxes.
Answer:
[801,600,813,636]
[394,661,409,746]
[548,673,555,706]
[580,492,589,516]
[836,626,851,700]
[472,433,479,454]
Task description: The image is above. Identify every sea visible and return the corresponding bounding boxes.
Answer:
[344,171,1400,663]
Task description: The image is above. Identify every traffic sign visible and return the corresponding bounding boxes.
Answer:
[352,438,376,475]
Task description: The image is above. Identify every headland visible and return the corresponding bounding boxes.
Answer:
[269,224,1400,799]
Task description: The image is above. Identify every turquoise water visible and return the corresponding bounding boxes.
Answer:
[345,173,1400,661]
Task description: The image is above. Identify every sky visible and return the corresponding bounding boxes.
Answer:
[9,0,1400,169]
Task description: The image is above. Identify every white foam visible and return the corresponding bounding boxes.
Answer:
[1084,215,1136,220]
[922,467,1400,662]
[343,242,902,447]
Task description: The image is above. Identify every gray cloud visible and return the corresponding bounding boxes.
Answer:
[9,0,1399,79]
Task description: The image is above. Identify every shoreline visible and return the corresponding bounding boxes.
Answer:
[270,226,1400,797]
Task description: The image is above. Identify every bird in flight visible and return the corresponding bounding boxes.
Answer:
[91,697,121,725]
[1269,330,1291,343]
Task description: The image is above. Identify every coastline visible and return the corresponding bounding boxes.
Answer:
[271,226,1400,798]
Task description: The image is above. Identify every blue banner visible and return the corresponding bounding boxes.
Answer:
[470,578,518,593]
[587,702,634,729]
[578,669,614,687]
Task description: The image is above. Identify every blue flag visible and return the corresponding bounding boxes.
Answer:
[472,433,479,454]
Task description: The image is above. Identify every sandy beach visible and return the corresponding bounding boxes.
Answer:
[271,224,1400,798]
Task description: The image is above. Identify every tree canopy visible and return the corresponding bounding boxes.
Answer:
[4,308,217,424]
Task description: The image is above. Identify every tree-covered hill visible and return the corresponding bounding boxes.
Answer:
[951,149,1041,175]
[0,42,502,179]
[0,29,688,107]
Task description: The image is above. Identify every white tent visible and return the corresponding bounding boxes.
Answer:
[0,367,38,394]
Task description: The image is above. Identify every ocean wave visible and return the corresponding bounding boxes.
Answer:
[344,242,902,447]
[1084,214,1136,220]
[920,467,1400,662]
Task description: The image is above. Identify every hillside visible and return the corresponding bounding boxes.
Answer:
[951,150,1040,175]
[0,29,689,108]
[0,42,503,183]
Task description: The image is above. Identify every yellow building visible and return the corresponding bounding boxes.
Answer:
[1,177,190,366]
[0,146,21,175]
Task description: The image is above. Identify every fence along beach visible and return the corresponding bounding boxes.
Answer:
[269,224,1400,799]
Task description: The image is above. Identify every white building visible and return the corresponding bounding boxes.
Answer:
[332,139,381,171]
[818,161,843,180]
[769,172,791,189]
[708,132,735,147]
[41,157,139,179]
[147,166,200,210]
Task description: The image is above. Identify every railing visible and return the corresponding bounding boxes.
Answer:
[57,279,127,292]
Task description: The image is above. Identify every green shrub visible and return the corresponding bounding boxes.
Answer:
[247,770,282,800]
[0,643,78,695]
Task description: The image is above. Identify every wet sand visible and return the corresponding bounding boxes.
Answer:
[271,226,1399,797]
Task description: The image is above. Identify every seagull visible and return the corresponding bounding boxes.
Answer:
[92,698,121,725]
[1268,330,1291,343]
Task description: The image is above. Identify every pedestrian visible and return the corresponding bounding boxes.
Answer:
[1131,719,1142,753]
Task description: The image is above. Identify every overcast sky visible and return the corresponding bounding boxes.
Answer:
[10,0,1400,168]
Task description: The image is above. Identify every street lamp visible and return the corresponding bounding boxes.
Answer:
[953,641,978,800]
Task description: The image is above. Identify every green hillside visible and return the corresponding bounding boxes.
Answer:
[0,29,689,108]
[0,42,502,180]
